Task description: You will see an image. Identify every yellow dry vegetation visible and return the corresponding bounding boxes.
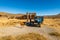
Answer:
[0,17,60,28]
[0,17,26,27]
[0,18,20,27]
[41,18,60,28]
[0,33,47,40]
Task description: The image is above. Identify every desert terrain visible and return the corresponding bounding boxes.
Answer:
[0,12,60,40]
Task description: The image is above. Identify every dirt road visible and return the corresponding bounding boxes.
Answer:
[0,26,60,40]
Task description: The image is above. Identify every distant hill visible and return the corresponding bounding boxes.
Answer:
[0,12,60,19]
[44,14,60,19]
[0,12,25,19]
[0,12,36,19]
[0,12,24,16]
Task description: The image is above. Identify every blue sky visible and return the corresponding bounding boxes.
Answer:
[0,0,60,15]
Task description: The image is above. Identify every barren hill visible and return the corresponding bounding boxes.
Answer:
[0,12,60,19]
[44,14,60,19]
[0,12,24,19]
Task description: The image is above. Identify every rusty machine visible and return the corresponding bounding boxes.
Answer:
[24,12,44,27]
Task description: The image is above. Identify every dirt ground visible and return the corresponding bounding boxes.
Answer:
[0,26,60,40]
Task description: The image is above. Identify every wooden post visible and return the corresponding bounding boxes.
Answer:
[26,12,29,22]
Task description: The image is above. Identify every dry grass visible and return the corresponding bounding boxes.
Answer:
[41,18,60,28]
[0,33,47,40]
[0,17,60,28]
[0,17,27,27]
[0,18,20,27]
[49,32,60,37]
